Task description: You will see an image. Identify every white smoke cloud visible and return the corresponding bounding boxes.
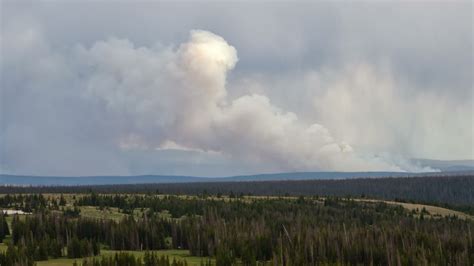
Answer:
[312,63,473,161]
[3,2,471,176]
[76,30,427,172]
[1,23,441,175]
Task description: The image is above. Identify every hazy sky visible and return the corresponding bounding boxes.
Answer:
[1,1,472,176]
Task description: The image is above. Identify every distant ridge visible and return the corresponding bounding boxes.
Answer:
[1,170,473,186]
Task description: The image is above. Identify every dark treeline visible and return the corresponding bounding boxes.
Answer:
[10,213,100,261]
[2,175,473,206]
[0,194,48,212]
[11,211,168,252]
[0,213,9,242]
[0,245,35,266]
[77,193,220,218]
[6,194,472,265]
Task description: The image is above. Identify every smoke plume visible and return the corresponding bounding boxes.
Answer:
[2,27,438,175]
[78,30,429,172]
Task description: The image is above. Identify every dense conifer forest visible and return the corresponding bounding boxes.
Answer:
[0,176,473,265]
[1,174,473,209]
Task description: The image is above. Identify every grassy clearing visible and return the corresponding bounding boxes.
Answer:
[78,206,171,221]
[355,199,474,220]
[78,206,126,221]
[36,249,213,266]
[391,201,473,220]
[36,258,79,266]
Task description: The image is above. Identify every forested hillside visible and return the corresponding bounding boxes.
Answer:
[1,175,473,265]
[2,175,473,206]
[0,193,473,265]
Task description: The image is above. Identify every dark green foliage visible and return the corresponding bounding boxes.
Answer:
[0,194,47,212]
[77,194,209,218]
[59,194,67,206]
[2,175,472,206]
[10,212,97,261]
[215,245,235,266]
[181,198,473,265]
[11,210,171,253]
[1,190,474,265]
[67,237,98,258]
[76,194,474,265]
[0,213,9,242]
[0,243,36,266]
[63,206,81,217]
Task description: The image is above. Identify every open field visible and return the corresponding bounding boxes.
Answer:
[36,250,212,266]
[78,206,127,221]
[355,199,474,220]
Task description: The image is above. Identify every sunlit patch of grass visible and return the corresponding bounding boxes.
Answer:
[36,249,214,266]
[353,199,474,220]
[78,206,126,221]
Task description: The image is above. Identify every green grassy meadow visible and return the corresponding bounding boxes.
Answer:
[36,249,212,266]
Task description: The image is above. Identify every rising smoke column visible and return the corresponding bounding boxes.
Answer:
[80,30,421,172]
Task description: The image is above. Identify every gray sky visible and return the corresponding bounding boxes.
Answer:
[1,1,472,176]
